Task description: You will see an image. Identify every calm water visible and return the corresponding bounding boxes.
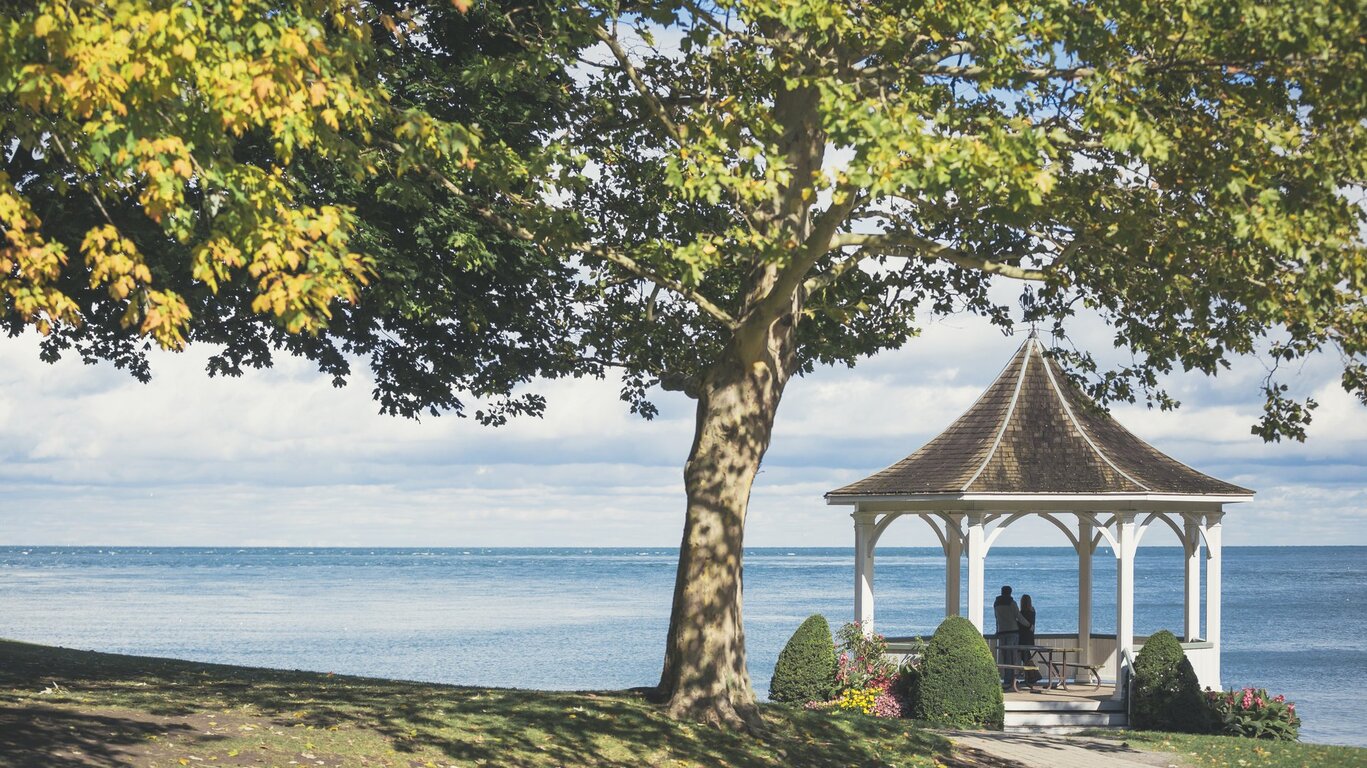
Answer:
[0,546,1362,747]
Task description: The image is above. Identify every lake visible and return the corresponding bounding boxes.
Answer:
[1,546,1361,746]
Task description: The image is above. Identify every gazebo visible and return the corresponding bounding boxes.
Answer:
[826,334,1251,694]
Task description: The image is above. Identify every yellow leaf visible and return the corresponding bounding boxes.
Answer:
[451,0,472,12]
[34,14,53,37]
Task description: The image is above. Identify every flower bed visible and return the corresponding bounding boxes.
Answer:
[1205,687,1300,741]
[801,622,917,719]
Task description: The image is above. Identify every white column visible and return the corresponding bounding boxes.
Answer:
[965,512,986,632]
[1115,512,1137,698]
[1206,511,1223,686]
[1184,516,1203,641]
[1077,517,1093,664]
[854,511,876,632]
[945,514,962,618]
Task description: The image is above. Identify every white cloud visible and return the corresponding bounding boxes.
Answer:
[1,308,1364,547]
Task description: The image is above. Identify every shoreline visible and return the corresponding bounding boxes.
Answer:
[2,639,1366,767]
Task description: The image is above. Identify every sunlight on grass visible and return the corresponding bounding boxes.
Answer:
[1089,730,1367,768]
[0,639,951,767]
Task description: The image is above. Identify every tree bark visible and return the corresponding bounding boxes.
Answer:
[656,312,798,731]
[655,58,822,732]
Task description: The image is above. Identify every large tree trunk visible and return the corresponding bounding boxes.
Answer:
[655,56,822,731]
[656,315,797,731]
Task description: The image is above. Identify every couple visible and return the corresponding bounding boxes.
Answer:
[993,585,1039,691]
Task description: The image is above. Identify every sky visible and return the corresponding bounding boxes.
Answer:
[2,304,1364,549]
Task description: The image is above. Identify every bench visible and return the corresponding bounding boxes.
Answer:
[1059,662,1104,689]
[995,663,1038,692]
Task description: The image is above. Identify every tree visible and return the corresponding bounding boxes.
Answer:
[5,0,1365,734]
[507,0,1366,729]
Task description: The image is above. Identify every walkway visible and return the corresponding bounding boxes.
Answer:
[940,731,1182,768]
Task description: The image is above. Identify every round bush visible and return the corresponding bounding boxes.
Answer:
[914,616,1004,728]
[769,614,837,704]
[1131,629,1209,733]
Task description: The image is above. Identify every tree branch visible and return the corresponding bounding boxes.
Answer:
[591,24,683,145]
[917,56,1277,83]
[830,232,1049,281]
[803,248,866,294]
[921,64,1096,81]
[904,41,976,70]
[415,159,736,328]
[737,189,865,325]
[678,0,729,37]
[589,244,737,327]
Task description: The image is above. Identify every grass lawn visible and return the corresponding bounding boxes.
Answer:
[1087,730,1367,768]
[0,639,955,768]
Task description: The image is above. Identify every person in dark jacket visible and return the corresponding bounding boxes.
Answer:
[1019,594,1040,689]
[993,586,1022,689]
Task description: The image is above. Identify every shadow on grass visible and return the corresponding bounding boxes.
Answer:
[0,640,957,767]
[0,704,199,768]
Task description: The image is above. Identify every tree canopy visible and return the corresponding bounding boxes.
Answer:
[2,0,394,348]
[2,0,577,422]
[4,0,1365,731]
[534,0,1367,437]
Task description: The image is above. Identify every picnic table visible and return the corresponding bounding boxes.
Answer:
[997,645,1087,690]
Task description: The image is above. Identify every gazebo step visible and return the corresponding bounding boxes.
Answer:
[1004,723,1121,735]
[1004,710,1128,731]
[1005,698,1124,713]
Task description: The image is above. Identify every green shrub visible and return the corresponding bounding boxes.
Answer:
[914,616,1003,728]
[769,614,837,704]
[894,661,922,716]
[1131,630,1209,733]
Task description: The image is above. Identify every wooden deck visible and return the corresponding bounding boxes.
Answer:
[1005,683,1117,705]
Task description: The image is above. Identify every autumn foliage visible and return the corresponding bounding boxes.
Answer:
[0,0,470,347]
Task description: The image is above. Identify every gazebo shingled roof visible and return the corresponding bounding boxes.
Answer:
[827,334,1252,498]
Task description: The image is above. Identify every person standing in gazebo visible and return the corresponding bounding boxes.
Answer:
[1020,595,1041,689]
[994,586,1024,689]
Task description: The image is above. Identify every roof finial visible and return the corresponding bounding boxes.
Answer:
[1018,291,1040,341]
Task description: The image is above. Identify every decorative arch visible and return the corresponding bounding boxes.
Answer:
[869,512,903,550]
[982,511,1080,553]
[1080,512,1120,554]
[868,511,962,554]
[1133,511,1184,550]
[1182,512,1212,551]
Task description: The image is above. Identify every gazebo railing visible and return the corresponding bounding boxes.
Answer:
[888,630,1218,690]
[980,632,1130,685]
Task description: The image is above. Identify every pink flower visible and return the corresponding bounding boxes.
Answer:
[871,691,905,718]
